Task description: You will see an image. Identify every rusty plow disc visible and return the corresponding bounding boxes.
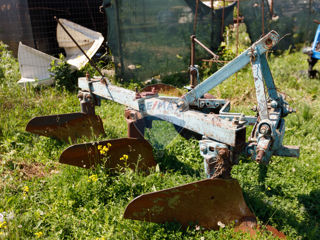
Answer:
[26,113,105,142]
[124,178,255,229]
[59,138,156,172]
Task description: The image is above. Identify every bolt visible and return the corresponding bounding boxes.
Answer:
[177,100,186,110]
[218,148,227,157]
[259,124,271,135]
[256,150,265,163]
[200,145,206,152]
[271,100,278,108]
[232,117,239,125]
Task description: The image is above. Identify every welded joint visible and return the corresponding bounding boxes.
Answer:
[199,140,231,178]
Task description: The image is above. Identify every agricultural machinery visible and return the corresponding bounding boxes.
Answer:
[26,30,299,235]
[303,19,320,78]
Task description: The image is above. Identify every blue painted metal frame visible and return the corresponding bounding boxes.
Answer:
[311,24,320,60]
[79,79,245,146]
[78,30,299,163]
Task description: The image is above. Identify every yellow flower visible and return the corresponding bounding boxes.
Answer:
[120,154,129,161]
[0,231,3,235]
[98,145,109,155]
[88,174,98,182]
[23,186,29,193]
[267,187,271,190]
[103,146,109,151]
[107,143,112,147]
[0,221,6,229]
[35,231,43,238]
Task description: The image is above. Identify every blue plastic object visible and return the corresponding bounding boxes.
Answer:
[311,24,320,59]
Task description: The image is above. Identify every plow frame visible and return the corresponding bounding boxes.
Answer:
[78,30,299,165]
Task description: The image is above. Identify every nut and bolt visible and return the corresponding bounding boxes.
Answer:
[259,124,271,135]
[271,100,278,108]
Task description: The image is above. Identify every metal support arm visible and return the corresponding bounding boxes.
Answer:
[181,31,280,106]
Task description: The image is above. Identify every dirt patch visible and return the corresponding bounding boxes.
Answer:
[18,162,48,179]
[1,160,60,180]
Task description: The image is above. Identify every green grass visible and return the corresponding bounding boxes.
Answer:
[1,37,320,240]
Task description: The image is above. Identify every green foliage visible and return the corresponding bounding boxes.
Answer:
[0,42,20,86]
[49,54,80,92]
[1,36,320,239]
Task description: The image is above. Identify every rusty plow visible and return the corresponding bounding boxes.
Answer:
[26,31,298,238]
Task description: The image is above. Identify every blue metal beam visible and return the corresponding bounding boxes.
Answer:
[181,31,280,105]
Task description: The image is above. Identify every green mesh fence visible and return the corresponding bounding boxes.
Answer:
[104,0,235,81]
[240,0,320,50]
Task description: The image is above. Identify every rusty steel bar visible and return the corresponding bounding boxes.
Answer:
[261,0,265,36]
[193,0,199,35]
[269,0,274,16]
[221,0,225,37]
[190,35,196,87]
[236,0,240,57]
[194,37,219,59]
[235,0,240,82]
[190,35,219,88]
[314,19,320,25]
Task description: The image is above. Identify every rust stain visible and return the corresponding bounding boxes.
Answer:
[265,38,273,49]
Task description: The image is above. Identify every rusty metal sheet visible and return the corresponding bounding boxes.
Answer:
[124,178,255,229]
[59,138,156,172]
[26,113,105,142]
[235,219,286,239]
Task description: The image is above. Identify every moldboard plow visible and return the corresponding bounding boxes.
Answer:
[26,30,299,236]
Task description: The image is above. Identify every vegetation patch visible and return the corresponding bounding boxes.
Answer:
[0,30,320,240]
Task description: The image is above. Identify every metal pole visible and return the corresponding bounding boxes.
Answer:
[236,0,240,57]
[114,0,125,80]
[270,0,274,17]
[194,38,219,59]
[236,0,240,82]
[261,0,265,36]
[190,35,197,88]
[193,0,199,35]
[221,0,225,38]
